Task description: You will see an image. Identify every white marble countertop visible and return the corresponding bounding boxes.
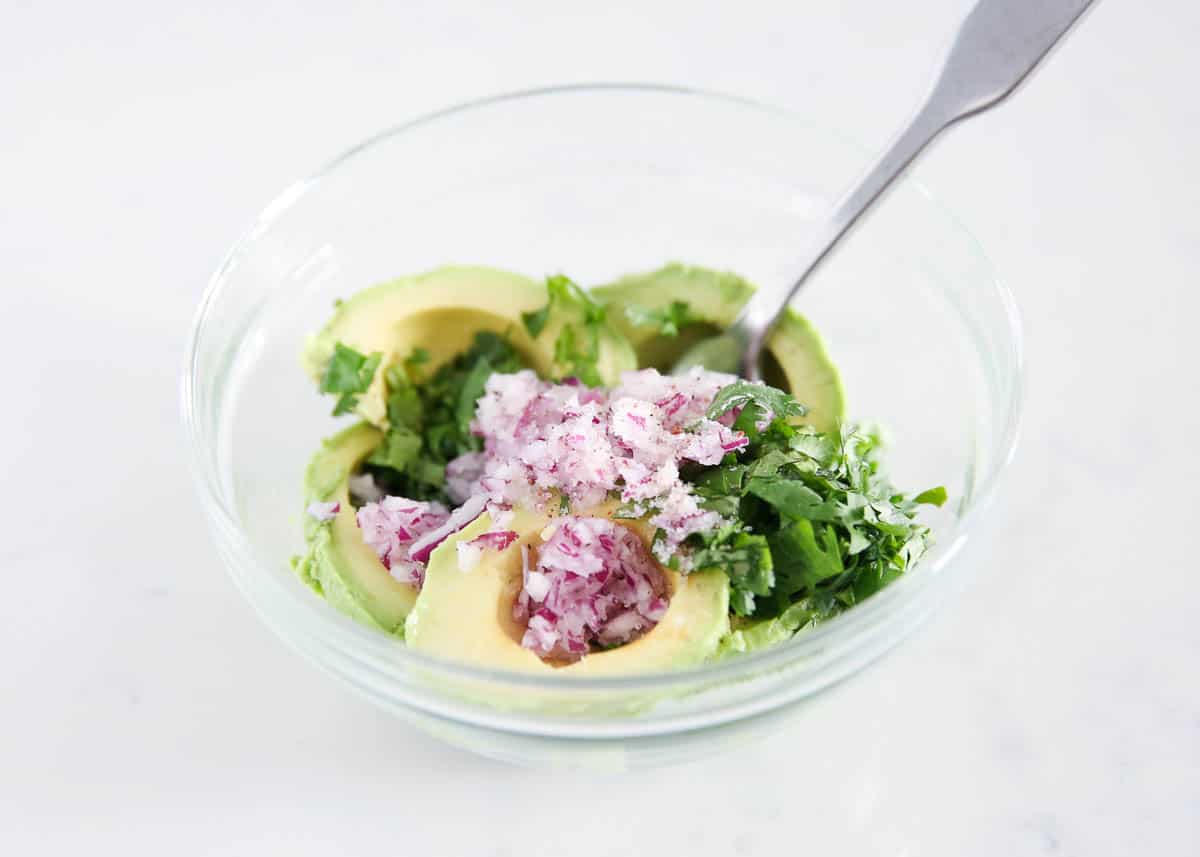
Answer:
[3,1,1197,853]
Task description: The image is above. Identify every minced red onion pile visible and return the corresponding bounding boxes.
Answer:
[355,497,449,586]
[515,516,669,660]
[460,367,747,560]
[315,367,754,659]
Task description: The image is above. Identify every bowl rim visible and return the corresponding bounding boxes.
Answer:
[181,82,1023,698]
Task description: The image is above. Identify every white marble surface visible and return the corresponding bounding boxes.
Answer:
[2,1,1197,853]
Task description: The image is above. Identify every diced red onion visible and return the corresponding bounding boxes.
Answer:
[408,492,488,563]
[445,452,485,505]
[471,530,518,551]
[514,517,669,662]
[356,497,449,585]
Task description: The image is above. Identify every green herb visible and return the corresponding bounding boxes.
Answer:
[706,380,807,426]
[914,486,949,507]
[402,347,431,380]
[690,523,774,616]
[366,426,421,471]
[623,300,694,337]
[688,384,944,619]
[716,596,842,657]
[547,274,607,324]
[521,274,608,385]
[521,304,551,338]
[456,357,495,437]
[612,499,647,519]
[384,379,424,432]
[320,343,382,416]
[365,331,523,504]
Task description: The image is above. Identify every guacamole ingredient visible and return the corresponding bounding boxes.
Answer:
[445,453,486,504]
[404,508,731,675]
[690,393,946,619]
[520,274,612,386]
[360,331,524,505]
[622,300,695,337]
[455,529,520,572]
[294,422,419,632]
[458,367,746,561]
[320,343,383,416]
[355,497,450,586]
[303,266,637,427]
[515,516,669,661]
[296,264,941,672]
[593,264,845,432]
[407,493,490,563]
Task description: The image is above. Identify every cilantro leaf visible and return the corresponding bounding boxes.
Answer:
[747,477,841,523]
[366,426,422,471]
[716,596,841,658]
[768,519,844,591]
[320,343,382,416]
[456,356,494,437]
[623,300,694,337]
[684,393,945,626]
[402,347,431,380]
[384,382,424,432]
[690,523,774,617]
[546,274,607,324]
[913,486,948,507]
[364,331,523,505]
[706,380,806,423]
[522,274,609,385]
[521,305,550,338]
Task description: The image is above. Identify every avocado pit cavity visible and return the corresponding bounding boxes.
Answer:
[515,516,669,663]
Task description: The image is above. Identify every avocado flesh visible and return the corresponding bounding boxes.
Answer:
[303,266,637,427]
[592,263,846,433]
[294,422,417,634]
[405,507,731,674]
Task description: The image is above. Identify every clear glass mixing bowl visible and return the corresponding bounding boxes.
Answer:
[182,84,1021,770]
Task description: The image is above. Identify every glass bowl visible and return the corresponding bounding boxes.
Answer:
[182,84,1021,770]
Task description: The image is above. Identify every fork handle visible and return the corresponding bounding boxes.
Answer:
[730,0,1097,379]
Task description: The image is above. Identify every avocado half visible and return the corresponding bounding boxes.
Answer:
[303,266,638,427]
[592,263,846,432]
[405,508,731,675]
[294,422,418,634]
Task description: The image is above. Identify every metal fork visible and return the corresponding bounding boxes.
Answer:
[674,0,1097,379]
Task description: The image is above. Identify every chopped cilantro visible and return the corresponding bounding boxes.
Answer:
[914,486,949,507]
[365,425,421,471]
[546,274,607,325]
[521,304,551,338]
[623,300,694,337]
[687,382,944,620]
[456,356,495,437]
[319,343,382,416]
[364,331,523,504]
[402,347,431,380]
[690,523,774,616]
[521,274,608,386]
[706,380,807,425]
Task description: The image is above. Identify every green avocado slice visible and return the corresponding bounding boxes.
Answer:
[592,263,846,433]
[405,507,731,674]
[303,266,637,426]
[293,422,417,634]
